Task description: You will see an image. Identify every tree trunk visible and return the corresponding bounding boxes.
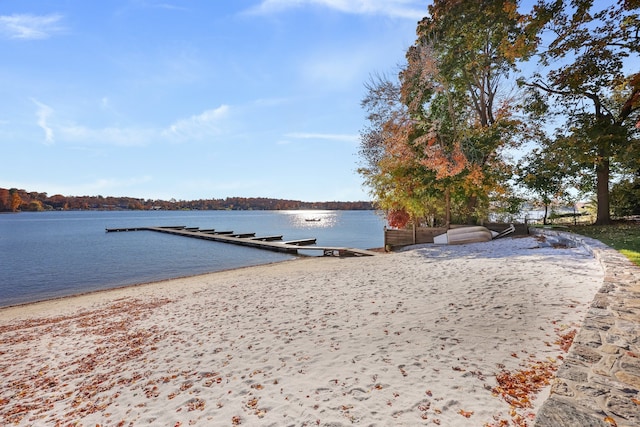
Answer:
[412,222,417,245]
[445,188,451,227]
[465,195,478,224]
[595,157,611,225]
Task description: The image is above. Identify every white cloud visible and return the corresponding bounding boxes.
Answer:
[163,105,230,141]
[0,13,65,40]
[249,0,425,19]
[59,125,157,147]
[285,132,358,143]
[31,99,55,144]
[24,103,232,147]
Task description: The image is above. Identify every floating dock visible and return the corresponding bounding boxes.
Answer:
[105,226,377,257]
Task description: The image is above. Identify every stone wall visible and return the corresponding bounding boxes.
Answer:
[530,228,640,427]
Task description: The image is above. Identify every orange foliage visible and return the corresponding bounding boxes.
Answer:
[388,210,411,228]
[418,133,468,180]
[465,164,485,188]
[382,118,416,161]
[10,192,21,212]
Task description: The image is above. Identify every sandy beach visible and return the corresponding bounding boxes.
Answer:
[0,236,604,426]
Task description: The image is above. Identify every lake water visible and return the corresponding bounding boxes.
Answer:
[0,210,386,307]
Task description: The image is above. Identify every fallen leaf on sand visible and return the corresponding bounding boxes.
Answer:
[604,416,618,426]
[458,409,473,418]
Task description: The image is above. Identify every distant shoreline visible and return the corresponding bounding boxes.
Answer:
[0,187,376,212]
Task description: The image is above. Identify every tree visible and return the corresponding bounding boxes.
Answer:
[0,188,9,211]
[610,174,640,217]
[523,0,640,224]
[400,42,468,225]
[402,0,535,223]
[359,74,443,227]
[9,188,22,212]
[49,194,68,210]
[359,74,406,183]
[517,143,576,224]
[358,1,537,226]
[26,200,44,212]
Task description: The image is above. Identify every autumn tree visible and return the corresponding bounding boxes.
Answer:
[523,0,640,224]
[403,0,536,223]
[416,0,536,224]
[26,200,44,212]
[358,1,538,226]
[9,188,22,212]
[359,74,444,227]
[400,42,468,225]
[0,188,9,211]
[48,194,68,210]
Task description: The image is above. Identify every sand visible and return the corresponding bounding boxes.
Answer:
[0,236,604,426]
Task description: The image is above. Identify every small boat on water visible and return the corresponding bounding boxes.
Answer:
[305,218,321,222]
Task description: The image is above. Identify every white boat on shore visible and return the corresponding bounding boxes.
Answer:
[433,224,515,245]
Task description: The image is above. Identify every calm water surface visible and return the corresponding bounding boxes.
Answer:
[0,210,386,307]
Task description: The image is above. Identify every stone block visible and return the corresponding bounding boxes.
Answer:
[585,308,615,323]
[605,332,631,349]
[576,329,602,347]
[599,344,621,354]
[591,299,609,310]
[620,355,640,372]
[571,344,603,364]
[614,371,640,390]
[592,354,617,376]
[598,282,617,293]
[624,298,640,308]
[550,378,574,397]
[557,363,589,382]
[606,393,640,422]
[575,382,610,397]
[618,310,640,323]
[534,398,609,427]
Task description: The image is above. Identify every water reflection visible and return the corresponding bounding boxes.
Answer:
[280,210,338,229]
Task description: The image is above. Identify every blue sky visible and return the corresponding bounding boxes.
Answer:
[0,0,427,202]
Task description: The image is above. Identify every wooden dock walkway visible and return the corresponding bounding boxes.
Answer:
[105,226,377,257]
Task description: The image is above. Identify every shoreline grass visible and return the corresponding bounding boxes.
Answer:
[569,222,640,267]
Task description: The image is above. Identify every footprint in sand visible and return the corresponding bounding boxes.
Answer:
[347,387,370,401]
